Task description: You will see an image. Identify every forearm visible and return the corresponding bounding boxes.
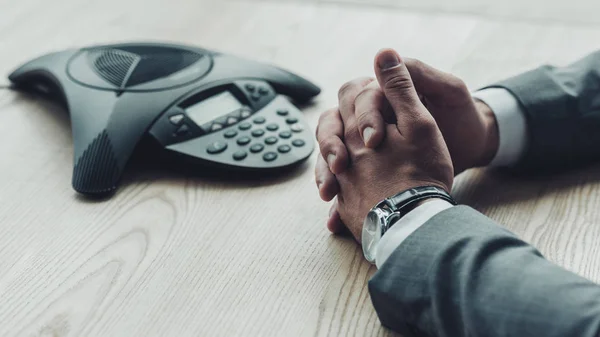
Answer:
[488,50,600,171]
[369,206,600,337]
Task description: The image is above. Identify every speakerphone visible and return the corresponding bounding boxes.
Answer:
[8,42,320,195]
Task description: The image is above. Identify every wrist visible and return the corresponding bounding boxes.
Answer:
[474,99,500,167]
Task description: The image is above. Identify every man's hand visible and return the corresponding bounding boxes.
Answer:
[316,57,499,177]
[315,56,499,233]
[325,49,454,241]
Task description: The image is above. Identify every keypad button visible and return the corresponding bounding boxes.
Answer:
[169,114,185,125]
[224,130,238,138]
[251,93,261,101]
[175,124,190,136]
[226,117,238,125]
[251,129,265,137]
[286,117,298,124]
[253,117,266,124]
[240,110,251,118]
[211,123,223,131]
[237,136,251,145]
[245,84,256,92]
[279,131,292,139]
[276,109,289,116]
[207,141,228,154]
[292,139,305,147]
[291,124,304,132]
[266,123,279,131]
[239,122,252,130]
[250,143,264,153]
[258,87,269,95]
[233,151,247,161]
[263,152,278,162]
[277,145,291,153]
[265,136,278,145]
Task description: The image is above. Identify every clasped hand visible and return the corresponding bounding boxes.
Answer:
[314,49,499,241]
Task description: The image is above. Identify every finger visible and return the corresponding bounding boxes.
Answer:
[353,81,387,148]
[404,58,469,101]
[327,199,346,234]
[373,49,427,135]
[316,108,349,174]
[337,77,375,125]
[315,155,340,201]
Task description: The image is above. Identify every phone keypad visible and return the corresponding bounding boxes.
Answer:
[180,95,313,167]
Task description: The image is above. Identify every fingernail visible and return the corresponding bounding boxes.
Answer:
[363,127,375,145]
[327,153,336,170]
[378,49,400,69]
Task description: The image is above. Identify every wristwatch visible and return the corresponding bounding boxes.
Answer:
[361,186,456,263]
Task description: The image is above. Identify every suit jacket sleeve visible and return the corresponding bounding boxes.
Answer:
[486,51,600,171]
[369,206,600,337]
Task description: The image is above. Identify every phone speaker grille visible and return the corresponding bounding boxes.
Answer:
[88,49,139,87]
[87,46,203,88]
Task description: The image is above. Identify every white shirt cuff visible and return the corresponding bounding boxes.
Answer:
[375,199,454,268]
[472,88,528,168]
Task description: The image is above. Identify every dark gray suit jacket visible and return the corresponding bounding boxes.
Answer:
[369,52,600,337]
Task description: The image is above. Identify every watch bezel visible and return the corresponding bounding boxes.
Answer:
[362,207,391,263]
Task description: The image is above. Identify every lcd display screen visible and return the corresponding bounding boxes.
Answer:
[186,91,243,126]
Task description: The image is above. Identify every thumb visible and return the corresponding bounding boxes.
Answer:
[373,49,423,125]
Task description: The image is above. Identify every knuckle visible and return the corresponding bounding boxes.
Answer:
[354,86,379,103]
[448,76,468,93]
[316,108,338,135]
[343,121,360,141]
[410,59,427,73]
[384,75,414,92]
[356,108,379,127]
[338,81,358,100]
[318,108,337,124]
[338,77,375,101]
[318,137,338,153]
[412,117,438,138]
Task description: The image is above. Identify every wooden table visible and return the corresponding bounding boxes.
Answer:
[2,0,600,336]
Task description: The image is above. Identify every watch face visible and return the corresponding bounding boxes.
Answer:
[362,208,387,263]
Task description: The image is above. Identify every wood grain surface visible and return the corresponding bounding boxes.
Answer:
[1,0,600,336]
